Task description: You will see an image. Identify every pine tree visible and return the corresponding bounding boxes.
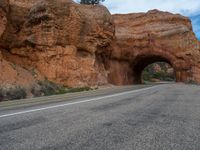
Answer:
[80,0,105,5]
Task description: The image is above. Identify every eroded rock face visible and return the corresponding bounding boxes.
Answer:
[0,0,114,88]
[0,0,8,38]
[107,10,200,84]
[0,1,200,99]
[0,0,40,94]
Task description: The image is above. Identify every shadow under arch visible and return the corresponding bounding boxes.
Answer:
[131,54,177,84]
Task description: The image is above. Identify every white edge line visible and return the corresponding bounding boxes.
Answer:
[0,85,161,119]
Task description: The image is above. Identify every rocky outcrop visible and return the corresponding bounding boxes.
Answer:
[0,0,8,38]
[107,10,200,84]
[0,0,114,90]
[0,0,41,100]
[0,1,200,100]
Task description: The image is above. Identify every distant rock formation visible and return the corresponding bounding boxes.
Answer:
[0,1,200,99]
[142,62,175,82]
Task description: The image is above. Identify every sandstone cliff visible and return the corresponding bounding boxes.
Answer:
[1,1,200,100]
[0,0,114,92]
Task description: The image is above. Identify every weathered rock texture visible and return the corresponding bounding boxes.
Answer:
[107,10,200,84]
[0,0,8,37]
[0,0,38,91]
[0,0,114,90]
[0,0,200,98]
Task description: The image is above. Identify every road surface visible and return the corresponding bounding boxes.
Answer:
[0,83,200,150]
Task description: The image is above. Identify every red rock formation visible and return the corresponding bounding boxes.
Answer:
[0,0,114,89]
[0,0,33,93]
[153,64,162,72]
[0,0,41,99]
[0,0,8,38]
[107,10,200,84]
[0,0,200,100]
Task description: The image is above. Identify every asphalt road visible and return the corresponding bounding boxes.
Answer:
[0,83,200,150]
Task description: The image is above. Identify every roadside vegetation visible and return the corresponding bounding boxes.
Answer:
[31,80,91,97]
[184,80,199,85]
[0,86,27,101]
[0,80,92,102]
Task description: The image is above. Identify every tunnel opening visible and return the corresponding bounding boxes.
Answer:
[141,62,175,84]
[132,55,176,84]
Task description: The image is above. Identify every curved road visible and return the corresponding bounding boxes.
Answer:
[0,83,200,150]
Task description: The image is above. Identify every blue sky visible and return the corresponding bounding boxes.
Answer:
[102,0,200,39]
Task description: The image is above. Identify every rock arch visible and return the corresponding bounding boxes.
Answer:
[107,10,200,85]
[0,0,200,90]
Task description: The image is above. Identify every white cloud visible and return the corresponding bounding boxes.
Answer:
[103,0,200,16]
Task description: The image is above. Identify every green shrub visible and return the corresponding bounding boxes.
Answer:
[185,80,199,85]
[38,80,59,96]
[0,86,27,101]
[31,80,92,97]
[66,87,91,93]
[31,80,61,96]
[80,0,105,5]
[0,89,4,101]
[142,71,151,81]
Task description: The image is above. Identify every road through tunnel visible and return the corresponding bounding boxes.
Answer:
[132,55,175,84]
[132,54,189,84]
